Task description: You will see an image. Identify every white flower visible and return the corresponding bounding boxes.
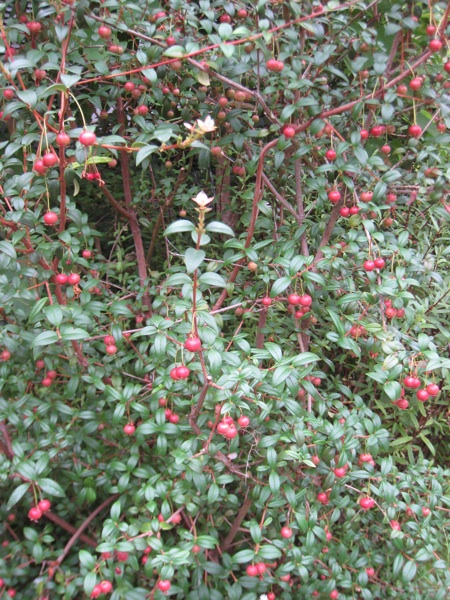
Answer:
[192,191,214,208]
[260,595,269,600]
[196,116,216,133]
[184,116,216,135]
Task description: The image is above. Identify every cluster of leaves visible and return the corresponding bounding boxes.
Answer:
[0,0,450,599]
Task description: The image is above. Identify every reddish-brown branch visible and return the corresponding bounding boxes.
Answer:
[219,495,253,553]
[44,511,98,548]
[101,185,132,220]
[54,493,119,566]
[0,421,14,459]
[116,97,151,312]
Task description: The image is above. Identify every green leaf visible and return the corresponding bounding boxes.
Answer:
[270,276,292,297]
[383,380,401,401]
[60,74,81,88]
[164,220,196,235]
[7,483,30,510]
[0,240,17,261]
[15,90,38,107]
[136,145,158,166]
[402,560,417,583]
[232,549,255,564]
[163,46,185,58]
[257,545,282,560]
[31,331,60,347]
[59,327,89,341]
[204,222,234,236]
[79,550,95,570]
[292,352,320,367]
[184,248,205,273]
[198,272,227,287]
[37,478,66,497]
[273,365,292,386]
[207,483,219,504]
[44,305,63,328]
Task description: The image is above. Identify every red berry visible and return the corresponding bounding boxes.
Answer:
[366,567,375,577]
[299,294,312,307]
[98,26,112,38]
[43,212,58,225]
[246,564,258,577]
[105,344,117,355]
[416,389,429,402]
[385,307,397,318]
[28,506,43,521]
[426,383,440,396]
[169,413,179,424]
[359,497,375,510]
[237,9,248,18]
[42,152,58,167]
[184,336,201,352]
[56,132,71,146]
[349,206,359,215]
[334,467,346,478]
[170,367,180,380]
[1,350,11,361]
[340,207,350,217]
[115,551,129,562]
[408,124,422,137]
[330,591,339,600]
[217,421,230,435]
[224,425,238,439]
[237,415,250,427]
[67,273,80,285]
[360,453,372,462]
[360,129,369,139]
[3,88,15,99]
[38,499,51,513]
[283,126,296,139]
[79,131,97,146]
[33,159,47,174]
[262,296,272,306]
[360,191,373,202]
[99,580,113,594]
[176,365,190,379]
[317,492,329,505]
[390,520,401,531]
[363,260,375,271]
[374,258,385,269]
[27,21,42,34]
[328,190,341,203]
[219,14,232,23]
[266,58,284,72]
[409,77,422,91]
[91,586,102,599]
[157,580,171,592]
[325,149,337,161]
[381,144,391,154]
[288,294,301,305]
[395,398,409,410]
[104,335,115,345]
[281,526,293,538]
[422,507,431,517]
[429,39,442,52]
[444,61,450,74]
[123,423,135,435]
[42,377,53,387]
[82,249,92,259]
[370,125,384,137]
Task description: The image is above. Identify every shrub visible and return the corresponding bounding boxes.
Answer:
[0,0,450,598]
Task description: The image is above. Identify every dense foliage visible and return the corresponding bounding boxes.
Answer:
[0,0,450,598]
